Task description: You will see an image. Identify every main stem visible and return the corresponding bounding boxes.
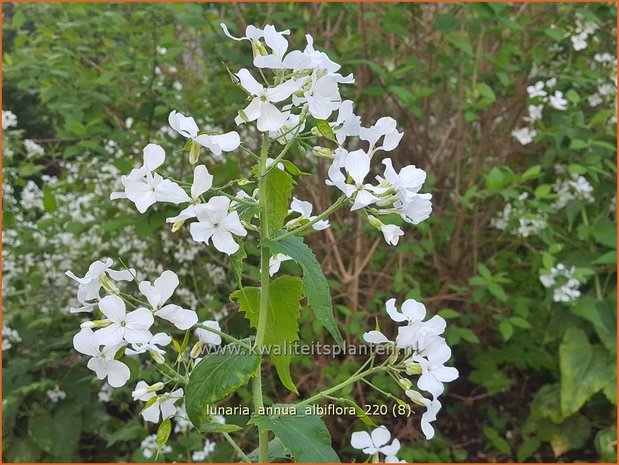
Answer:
[253,133,271,463]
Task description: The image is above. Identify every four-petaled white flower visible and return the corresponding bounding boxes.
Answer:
[94,295,154,346]
[168,110,241,156]
[66,258,135,312]
[73,328,130,387]
[526,81,546,98]
[189,196,247,255]
[360,117,404,154]
[381,224,404,246]
[126,332,172,356]
[351,426,402,461]
[328,149,383,211]
[549,91,568,111]
[253,25,311,71]
[290,197,330,230]
[511,127,537,145]
[235,68,300,132]
[293,71,341,120]
[333,100,361,144]
[138,387,184,423]
[413,340,459,397]
[166,164,214,225]
[195,320,223,346]
[139,270,198,330]
[110,143,188,213]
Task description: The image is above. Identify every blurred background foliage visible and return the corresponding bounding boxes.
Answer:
[2,2,617,463]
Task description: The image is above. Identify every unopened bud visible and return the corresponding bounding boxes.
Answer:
[99,275,119,295]
[150,351,165,365]
[80,321,95,329]
[171,219,186,233]
[388,351,399,365]
[82,318,112,329]
[405,361,422,375]
[367,215,383,230]
[405,389,427,406]
[313,146,334,159]
[398,378,412,390]
[189,141,200,164]
[148,382,164,393]
[255,40,268,56]
[190,341,203,359]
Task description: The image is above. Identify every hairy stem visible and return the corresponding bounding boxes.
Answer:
[273,195,348,242]
[253,132,271,463]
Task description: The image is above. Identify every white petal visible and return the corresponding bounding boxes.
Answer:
[99,295,126,323]
[401,299,426,322]
[105,359,131,387]
[257,102,287,132]
[125,307,155,330]
[344,150,371,185]
[291,197,313,218]
[94,324,124,346]
[156,179,191,204]
[168,110,198,139]
[195,320,222,345]
[371,426,391,448]
[385,298,407,323]
[350,431,373,450]
[363,331,390,344]
[266,80,300,103]
[156,304,198,330]
[141,402,161,423]
[73,328,100,357]
[417,372,444,397]
[221,211,247,236]
[190,221,215,244]
[236,68,264,96]
[190,165,213,199]
[143,143,166,171]
[433,366,459,383]
[153,270,180,305]
[107,268,135,282]
[209,131,241,152]
[211,228,240,255]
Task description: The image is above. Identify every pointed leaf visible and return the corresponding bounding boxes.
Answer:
[264,236,344,346]
[265,169,295,235]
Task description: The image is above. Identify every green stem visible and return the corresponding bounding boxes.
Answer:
[581,209,603,300]
[222,432,251,463]
[253,132,271,463]
[295,365,386,410]
[273,196,347,242]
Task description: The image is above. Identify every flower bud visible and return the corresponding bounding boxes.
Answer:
[150,350,165,365]
[148,382,164,393]
[80,321,95,329]
[312,146,334,159]
[398,378,412,390]
[189,141,200,164]
[405,361,422,375]
[405,389,427,406]
[367,215,383,230]
[99,275,119,295]
[190,341,203,359]
[254,40,268,56]
[171,219,186,233]
[82,318,112,329]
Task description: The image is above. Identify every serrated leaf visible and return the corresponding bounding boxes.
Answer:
[264,236,344,346]
[265,169,295,236]
[559,327,613,417]
[250,405,340,463]
[231,276,303,393]
[185,344,260,428]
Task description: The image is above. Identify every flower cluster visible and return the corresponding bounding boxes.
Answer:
[490,193,548,238]
[551,171,594,210]
[540,263,582,303]
[351,426,403,463]
[2,323,22,351]
[569,14,599,51]
[362,298,458,441]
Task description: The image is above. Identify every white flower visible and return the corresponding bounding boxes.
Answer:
[545,78,557,88]
[405,391,442,440]
[351,426,402,458]
[359,117,404,153]
[73,328,130,388]
[191,439,217,462]
[220,22,289,45]
[110,143,188,213]
[549,91,568,110]
[93,295,154,346]
[189,196,247,255]
[269,253,292,276]
[166,164,214,225]
[381,224,404,246]
[65,258,135,313]
[168,110,241,156]
[132,380,163,401]
[195,320,222,345]
[511,127,537,145]
[253,25,311,71]
[234,69,300,132]
[24,139,45,156]
[333,100,361,144]
[46,385,67,403]
[525,104,543,122]
[293,71,341,120]
[413,340,459,397]
[140,388,184,423]
[362,330,391,344]
[2,110,17,129]
[290,197,330,230]
[327,149,382,211]
[571,32,588,51]
[539,263,582,303]
[392,194,433,225]
[139,270,198,330]
[526,81,546,98]
[588,93,603,107]
[126,332,172,356]
[379,158,427,203]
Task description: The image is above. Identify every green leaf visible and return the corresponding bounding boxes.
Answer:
[199,422,243,433]
[499,320,513,341]
[250,405,340,462]
[28,404,82,459]
[517,437,541,462]
[231,276,304,393]
[521,165,541,181]
[595,427,617,462]
[315,119,336,142]
[559,327,613,417]
[156,419,171,447]
[43,186,57,212]
[483,426,511,454]
[248,438,291,462]
[264,236,344,346]
[265,169,295,235]
[446,33,474,56]
[185,344,260,428]
[476,83,496,102]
